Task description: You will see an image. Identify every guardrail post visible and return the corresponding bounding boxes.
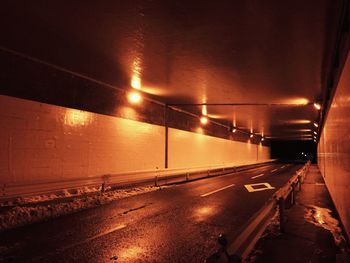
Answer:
[101,174,108,193]
[278,197,285,233]
[298,175,302,191]
[291,183,295,206]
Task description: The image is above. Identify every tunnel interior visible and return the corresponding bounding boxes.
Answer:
[1,1,350,261]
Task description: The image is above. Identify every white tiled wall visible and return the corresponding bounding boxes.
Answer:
[318,51,350,238]
[0,95,270,184]
[169,128,270,168]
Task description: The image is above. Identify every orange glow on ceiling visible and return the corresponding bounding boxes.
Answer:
[296,129,312,132]
[131,75,141,90]
[202,105,207,116]
[283,97,309,105]
[283,119,311,124]
[207,113,228,119]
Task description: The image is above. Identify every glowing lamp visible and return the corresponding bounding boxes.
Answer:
[127,90,142,104]
[200,116,208,125]
[250,134,254,138]
[313,122,318,127]
[313,103,321,110]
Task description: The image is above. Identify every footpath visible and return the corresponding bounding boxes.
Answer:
[248,165,350,263]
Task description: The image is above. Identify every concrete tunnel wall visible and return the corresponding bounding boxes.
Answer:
[0,95,270,185]
[318,50,350,239]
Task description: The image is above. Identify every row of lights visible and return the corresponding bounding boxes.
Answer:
[127,86,321,144]
[200,115,265,142]
[313,103,321,143]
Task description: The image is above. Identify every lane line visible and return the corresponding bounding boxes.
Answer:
[251,173,265,179]
[200,184,235,197]
[271,169,278,172]
[86,224,127,241]
[58,224,127,252]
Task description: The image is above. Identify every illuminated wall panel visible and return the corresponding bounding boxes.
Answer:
[169,128,270,169]
[0,95,270,185]
[318,51,350,238]
[0,95,165,184]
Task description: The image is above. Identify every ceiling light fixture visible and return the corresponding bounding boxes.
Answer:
[232,128,237,133]
[200,116,208,125]
[127,90,142,104]
[261,137,264,141]
[313,103,321,110]
[250,134,254,138]
[313,131,317,135]
[313,122,319,127]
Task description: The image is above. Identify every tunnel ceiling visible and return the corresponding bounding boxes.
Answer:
[0,0,345,140]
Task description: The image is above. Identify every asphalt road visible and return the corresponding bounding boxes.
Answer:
[0,162,302,263]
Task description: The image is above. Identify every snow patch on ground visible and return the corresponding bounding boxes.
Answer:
[304,205,347,250]
[0,186,159,232]
[1,186,104,207]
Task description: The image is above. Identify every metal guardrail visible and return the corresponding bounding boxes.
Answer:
[0,160,276,201]
[207,161,311,263]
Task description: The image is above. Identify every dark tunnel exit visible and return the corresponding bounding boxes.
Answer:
[271,141,317,163]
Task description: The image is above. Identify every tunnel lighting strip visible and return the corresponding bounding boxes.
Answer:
[168,102,321,141]
[0,46,268,142]
[167,102,317,107]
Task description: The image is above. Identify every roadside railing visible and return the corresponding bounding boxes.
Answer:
[0,160,276,202]
[207,161,311,263]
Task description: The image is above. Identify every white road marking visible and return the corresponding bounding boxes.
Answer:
[281,165,286,168]
[58,224,127,251]
[244,183,275,192]
[87,224,127,241]
[200,184,235,197]
[251,173,265,179]
[271,169,278,172]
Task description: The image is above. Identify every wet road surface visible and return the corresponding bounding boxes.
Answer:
[0,163,302,262]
